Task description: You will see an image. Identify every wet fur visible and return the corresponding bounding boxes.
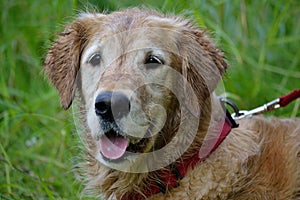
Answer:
[44,8,300,199]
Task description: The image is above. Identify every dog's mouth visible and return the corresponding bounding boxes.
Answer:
[99,129,150,161]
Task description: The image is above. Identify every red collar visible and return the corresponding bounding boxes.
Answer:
[121,111,238,200]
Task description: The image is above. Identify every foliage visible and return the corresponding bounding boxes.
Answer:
[0,0,299,199]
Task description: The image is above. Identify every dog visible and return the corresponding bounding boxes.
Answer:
[44,8,300,199]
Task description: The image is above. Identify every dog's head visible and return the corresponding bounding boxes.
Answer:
[44,8,227,172]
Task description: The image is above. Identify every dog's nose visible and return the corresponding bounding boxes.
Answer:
[95,91,130,121]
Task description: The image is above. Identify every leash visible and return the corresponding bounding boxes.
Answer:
[221,89,300,120]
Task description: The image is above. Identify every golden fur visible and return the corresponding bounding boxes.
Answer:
[44,8,300,199]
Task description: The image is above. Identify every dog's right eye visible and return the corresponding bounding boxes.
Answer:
[145,55,164,70]
[88,53,101,66]
[145,55,163,65]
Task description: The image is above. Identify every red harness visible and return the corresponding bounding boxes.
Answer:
[121,89,300,200]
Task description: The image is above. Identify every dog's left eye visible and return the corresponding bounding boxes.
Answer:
[88,53,101,66]
[145,55,164,69]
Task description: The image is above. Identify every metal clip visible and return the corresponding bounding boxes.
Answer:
[231,98,281,120]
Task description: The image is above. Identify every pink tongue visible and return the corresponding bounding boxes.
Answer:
[99,134,129,160]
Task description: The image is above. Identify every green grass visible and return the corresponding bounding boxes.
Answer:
[0,0,299,199]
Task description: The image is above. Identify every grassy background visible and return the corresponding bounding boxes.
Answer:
[0,0,299,199]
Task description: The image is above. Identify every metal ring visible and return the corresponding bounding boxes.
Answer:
[219,97,241,117]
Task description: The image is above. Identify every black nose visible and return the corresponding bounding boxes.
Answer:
[95,91,130,122]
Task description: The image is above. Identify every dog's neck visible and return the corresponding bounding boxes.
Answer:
[120,111,238,200]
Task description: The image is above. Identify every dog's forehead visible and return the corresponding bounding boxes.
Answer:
[101,26,178,49]
[92,13,180,48]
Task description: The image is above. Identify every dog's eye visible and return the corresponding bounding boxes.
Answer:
[145,55,163,65]
[145,55,164,70]
[88,53,101,66]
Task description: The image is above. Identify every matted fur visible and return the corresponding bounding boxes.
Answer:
[44,8,300,200]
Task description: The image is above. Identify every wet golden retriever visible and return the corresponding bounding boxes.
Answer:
[44,8,299,200]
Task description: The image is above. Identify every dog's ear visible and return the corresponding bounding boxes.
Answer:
[44,14,104,109]
[180,26,228,98]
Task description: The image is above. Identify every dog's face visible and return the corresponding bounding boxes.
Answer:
[82,27,182,166]
[44,9,227,172]
[83,27,179,149]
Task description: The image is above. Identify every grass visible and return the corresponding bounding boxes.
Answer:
[0,0,299,199]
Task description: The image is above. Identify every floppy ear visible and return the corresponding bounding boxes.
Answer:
[180,26,228,100]
[44,14,104,109]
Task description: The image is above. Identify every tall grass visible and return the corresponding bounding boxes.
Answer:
[0,0,299,199]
